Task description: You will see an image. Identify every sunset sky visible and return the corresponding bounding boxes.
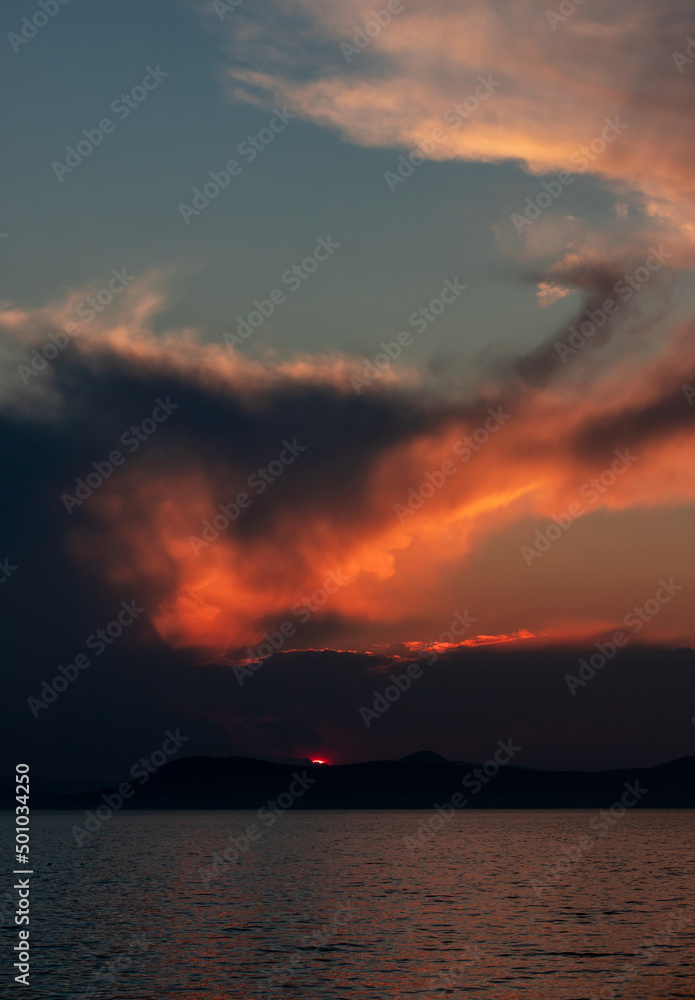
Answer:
[3,0,695,780]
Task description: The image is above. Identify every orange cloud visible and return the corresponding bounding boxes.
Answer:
[3,264,694,658]
[404,628,536,654]
[220,0,695,242]
[48,302,695,653]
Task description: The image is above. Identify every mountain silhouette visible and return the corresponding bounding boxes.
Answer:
[14,753,695,810]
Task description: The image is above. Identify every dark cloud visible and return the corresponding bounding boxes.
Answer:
[2,266,694,783]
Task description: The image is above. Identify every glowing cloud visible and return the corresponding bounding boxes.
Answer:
[2,262,694,656]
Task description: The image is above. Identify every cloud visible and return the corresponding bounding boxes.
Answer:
[536,281,574,307]
[216,0,695,241]
[402,628,536,656]
[146,641,695,770]
[1,264,694,660]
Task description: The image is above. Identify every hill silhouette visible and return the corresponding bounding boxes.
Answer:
[14,753,695,810]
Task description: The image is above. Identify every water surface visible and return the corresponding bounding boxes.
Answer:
[10,810,695,998]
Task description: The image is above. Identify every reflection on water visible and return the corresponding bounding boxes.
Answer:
[12,810,695,998]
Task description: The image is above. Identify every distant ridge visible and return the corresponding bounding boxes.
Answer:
[10,754,695,810]
[397,751,452,765]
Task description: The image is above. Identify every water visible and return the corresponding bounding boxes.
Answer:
[7,810,695,998]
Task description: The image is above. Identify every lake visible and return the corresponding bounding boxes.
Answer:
[12,810,695,998]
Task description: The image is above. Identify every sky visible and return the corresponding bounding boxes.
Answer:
[2,0,695,781]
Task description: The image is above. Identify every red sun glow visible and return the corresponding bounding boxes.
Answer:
[310,758,330,765]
